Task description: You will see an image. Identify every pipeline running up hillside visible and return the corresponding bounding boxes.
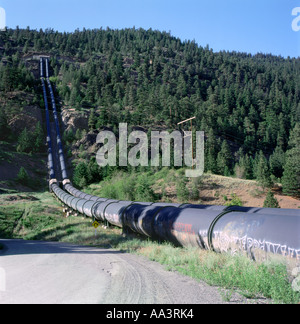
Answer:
[40,58,300,270]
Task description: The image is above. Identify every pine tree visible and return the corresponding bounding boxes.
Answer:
[73,162,89,188]
[235,153,253,179]
[87,157,102,183]
[88,108,97,131]
[33,122,44,153]
[282,123,300,197]
[217,140,232,176]
[255,151,273,189]
[269,145,285,179]
[17,128,33,153]
[205,128,219,174]
[0,107,9,140]
[17,167,29,186]
[69,85,80,108]
[263,190,280,208]
[96,108,109,128]
[1,66,13,92]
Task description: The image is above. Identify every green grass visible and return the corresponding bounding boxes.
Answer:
[118,241,300,304]
[0,192,63,239]
[0,189,299,304]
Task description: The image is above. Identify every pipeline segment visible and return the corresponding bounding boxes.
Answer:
[45,58,68,180]
[40,58,300,269]
[210,211,300,264]
[40,58,55,181]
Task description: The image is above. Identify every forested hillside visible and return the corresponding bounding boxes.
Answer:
[0,27,299,196]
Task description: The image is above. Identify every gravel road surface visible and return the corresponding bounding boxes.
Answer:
[0,239,250,304]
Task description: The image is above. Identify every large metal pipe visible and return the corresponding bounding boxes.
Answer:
[123,204,166,237]
[40,58,44,78]
[50,172,300,268]
[92,200,121,221]
[64,183,110,202]
[82,200,99,218]
[40,60,55,181]
[45,59,68,180]
[153,207,223,248]
[104,201,134,228]
[210,211,300,267]
[41,58,300,270]
[226,205,300,216]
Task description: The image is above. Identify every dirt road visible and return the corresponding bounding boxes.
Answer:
[0,239,249,304]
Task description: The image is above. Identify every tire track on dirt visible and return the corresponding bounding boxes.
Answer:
[0,239,261,304]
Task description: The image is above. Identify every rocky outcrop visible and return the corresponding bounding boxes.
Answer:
[8,105,43,135]
[60,108,100,159]
[61,108,88,133]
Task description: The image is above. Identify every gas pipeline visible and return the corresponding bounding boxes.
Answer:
[40,58,300,270]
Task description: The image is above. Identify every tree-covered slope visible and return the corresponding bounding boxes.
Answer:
[1,27,299,196]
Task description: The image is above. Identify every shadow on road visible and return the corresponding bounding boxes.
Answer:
[0,239,124,256]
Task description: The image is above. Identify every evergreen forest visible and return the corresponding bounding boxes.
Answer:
[0,27,299,196]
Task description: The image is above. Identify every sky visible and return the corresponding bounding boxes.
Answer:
[0,0,299,58]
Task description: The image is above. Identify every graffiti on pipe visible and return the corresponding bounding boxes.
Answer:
[213,231,300,261]
[173,223,194,234]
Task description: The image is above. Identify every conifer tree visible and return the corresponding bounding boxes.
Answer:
[17,167,29,186]
[235,153,252,180]
[17,128,32,153]
[205,128,218,174]
[282,123,300,197]
[0,107,9,140]
[217,140,232,176]
[255,150,273,189]
[269,146,285,179]
[263,190,280,208]
[33,122,44,153]
[73,161,89,188]
[88,108,97,131]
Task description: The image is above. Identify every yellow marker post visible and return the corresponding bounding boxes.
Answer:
[93,220,100,238]
[92,221,100,229]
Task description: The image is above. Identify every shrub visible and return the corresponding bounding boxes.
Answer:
[176,177,189,202]
[135,174,155,202]
[17,167,29,186]
[263,190,280,208]
[225,193,243,207]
